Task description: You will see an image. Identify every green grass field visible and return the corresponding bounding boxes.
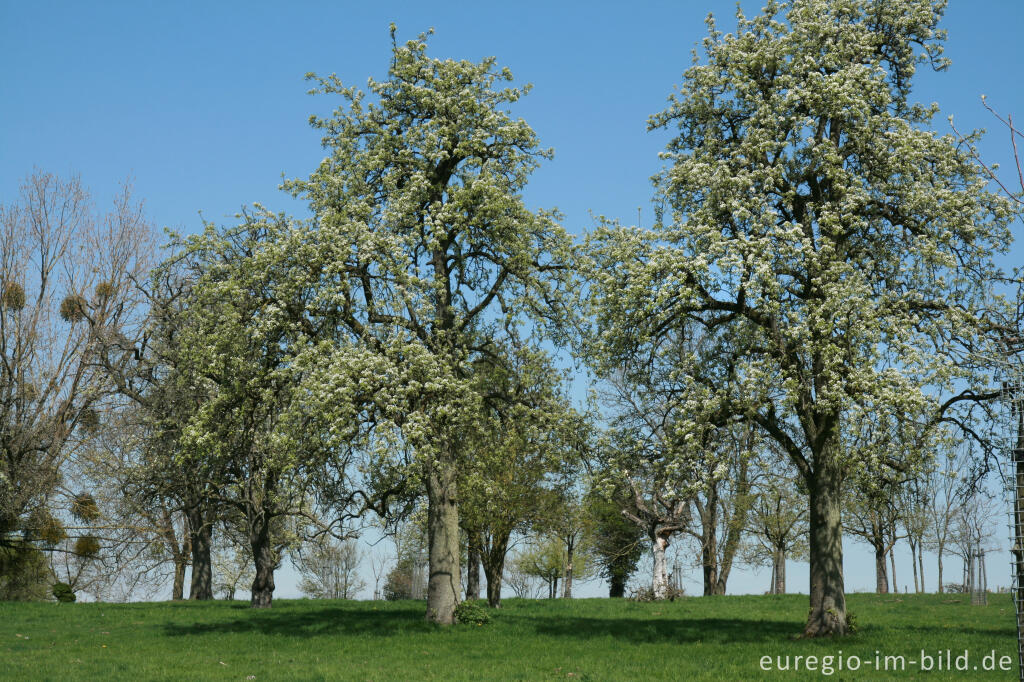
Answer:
[0,594,1017,680]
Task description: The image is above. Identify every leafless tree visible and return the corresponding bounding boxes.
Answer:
[923,442,974,593]
[1,170,154,598]
[368,549,389,600]
[743,457,808,595]
[951,489,1002,590]
[295,536,365,600]
[212,534,254,601]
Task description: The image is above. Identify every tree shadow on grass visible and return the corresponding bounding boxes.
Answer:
[515,614,798,645]
[161,600,1015,646]
[162,603,435,639]
[161,602,799,645]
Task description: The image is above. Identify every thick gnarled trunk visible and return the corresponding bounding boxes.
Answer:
[249,514,275,608]
[804,461,847,637]
[186,505,213,601]
[426,453,460,624]
[609,573,626,598]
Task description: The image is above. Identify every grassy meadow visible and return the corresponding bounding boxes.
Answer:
[0,593,1017,680]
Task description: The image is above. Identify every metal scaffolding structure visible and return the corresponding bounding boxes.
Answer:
[995,348,1024,681]
[968,545,988,606]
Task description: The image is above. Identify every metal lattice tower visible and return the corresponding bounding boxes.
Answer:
[995,344,1024,681]
[968,545,988,606]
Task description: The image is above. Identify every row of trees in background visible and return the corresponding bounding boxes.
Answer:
[2,0,1023,639]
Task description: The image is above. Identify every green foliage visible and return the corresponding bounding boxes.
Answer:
[459,345,581,584]
[845,609,859,635]
[52,582,76,603]
[454,599,491,625]
[0,544,51,600]
[383,556,419,601]
[514,531,595,598]
[587,489,645,596]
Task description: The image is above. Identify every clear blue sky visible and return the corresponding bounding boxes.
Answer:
[2,1,1022,598]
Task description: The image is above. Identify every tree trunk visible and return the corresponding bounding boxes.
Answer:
[480,530,509,608]
[874,544,889,594]
[910,538,919,593]
[186,505,213,601]
[249,514,275,608]
[162,508,188,601]
[918,543,926,594]
[172,558,187,601]
[773,545,786,594]
[563,543,574,599]
[484,566,503,608]
[609,573,626,598]
[937,546,944,593]
[652,531,669,599]
[466,531,481,601]
[425,455,460,625]
[889,546,898,593]
[803,460,847,637]
[701,528,718,596]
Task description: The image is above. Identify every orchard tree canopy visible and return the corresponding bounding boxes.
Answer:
[256,29,576,624]
[586,0,1014,636]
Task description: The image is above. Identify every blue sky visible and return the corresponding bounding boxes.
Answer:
[3,1,1023,599]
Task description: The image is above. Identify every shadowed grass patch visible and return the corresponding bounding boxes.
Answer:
[0,593,1016,680]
